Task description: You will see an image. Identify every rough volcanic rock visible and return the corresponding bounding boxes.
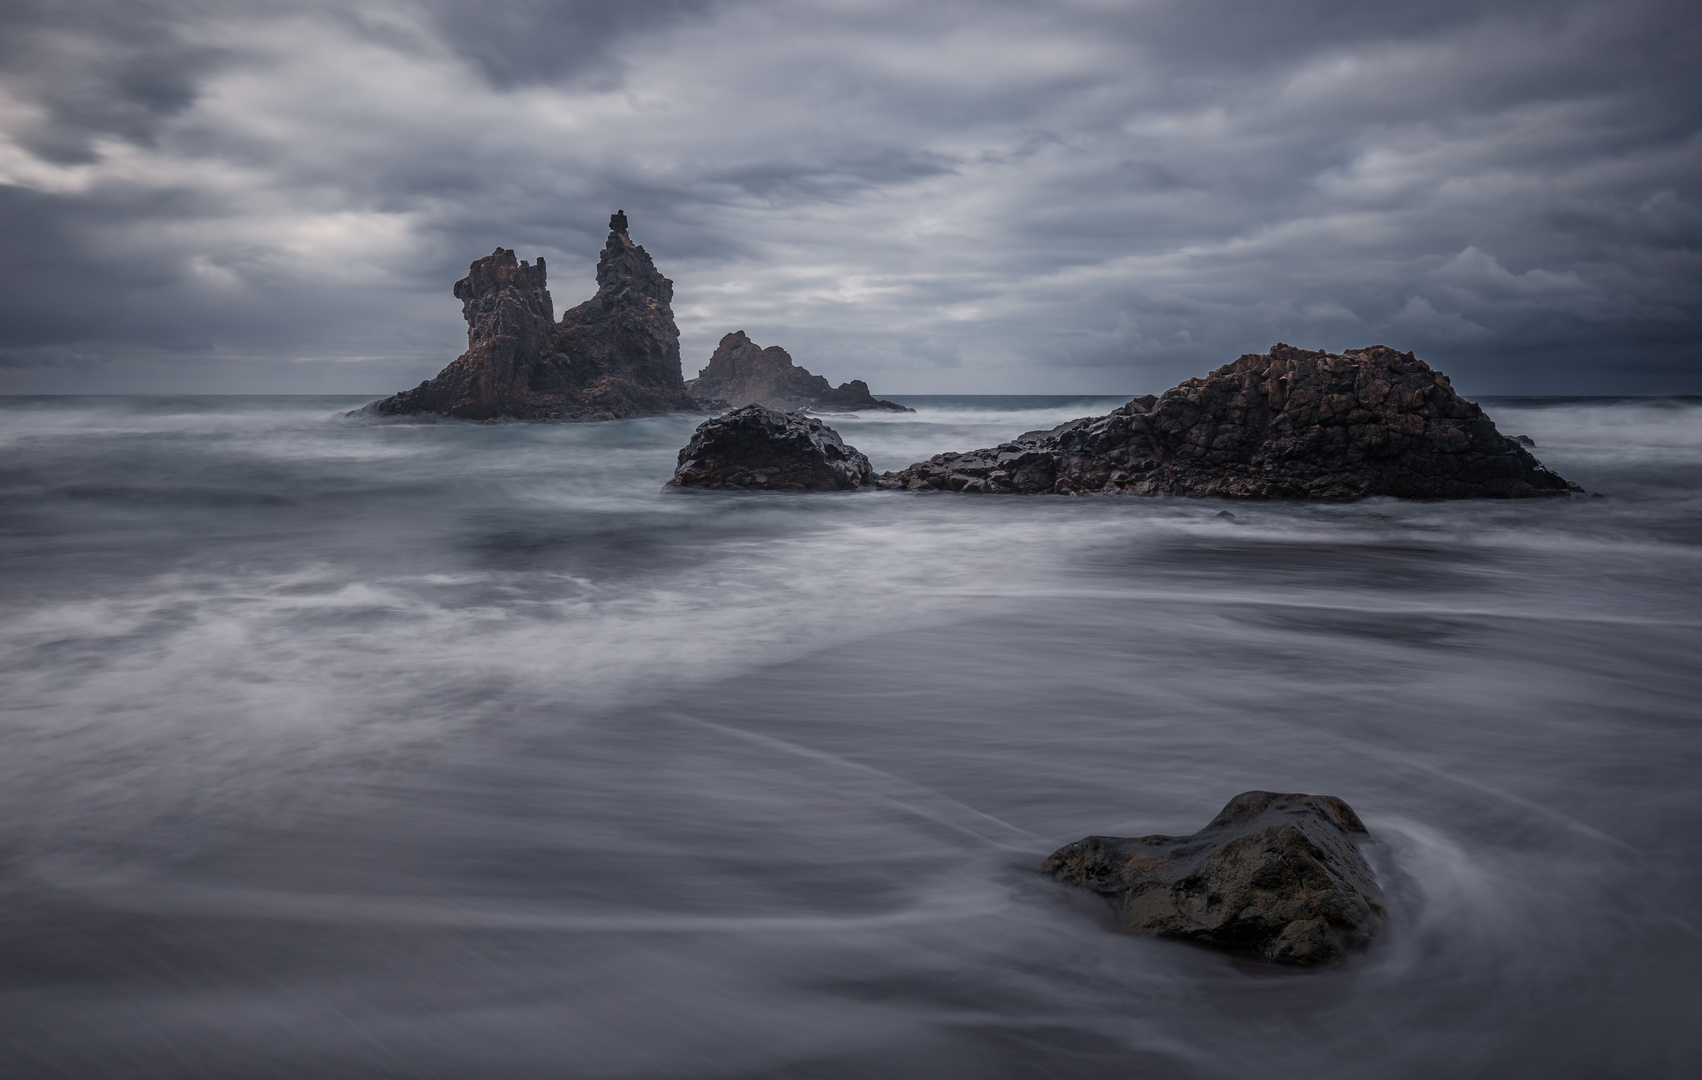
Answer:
[685,331,911,412]
[1042,791,1386,966]
[668,405,874,491]
[878,344,1580,498]
[366,212,698,420]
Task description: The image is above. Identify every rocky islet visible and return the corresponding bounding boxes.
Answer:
[364,214,906,422]
[366,212,700,421]
[686,331,911,413]
[878,343,1579,498]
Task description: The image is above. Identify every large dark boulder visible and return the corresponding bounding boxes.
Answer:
[685,331,911,412]
[1042,791,1386,966]
[668,405,874,491]
[879,343,1580,498]
[366,212,699,420]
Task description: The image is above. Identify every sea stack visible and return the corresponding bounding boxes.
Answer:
[878,343,1580,498]
[686,331,911,412]
[367,212,698,420]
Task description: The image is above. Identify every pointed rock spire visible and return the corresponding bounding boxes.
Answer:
[367,213,696,420]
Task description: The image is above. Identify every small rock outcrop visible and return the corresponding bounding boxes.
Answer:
[668,405,874,491]
[1042,791,1386,966]
[366,212,698,420]
[685,331,911,412]
[878,344,1579,498]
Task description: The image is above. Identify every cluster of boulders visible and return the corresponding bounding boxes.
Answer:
[361,215,1578,502]
[876,343,1578,498]
[1042,791,1387,966]
[668,343,1579,499]
[686,331,910,412]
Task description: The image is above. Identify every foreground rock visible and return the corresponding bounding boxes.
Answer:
[669,405,874,491]
[1043,791,1386,965]
[686,331,911,412]
[880,343,1580,498]
[366,211,697,420]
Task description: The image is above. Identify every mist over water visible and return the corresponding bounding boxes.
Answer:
[2,394,1699,1078]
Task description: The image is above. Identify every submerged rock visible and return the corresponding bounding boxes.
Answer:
[685,331,911,412]
[365,212,698,421]
[669,404,874,491]
[1042,791,1386,966]
[879,343,1580,498]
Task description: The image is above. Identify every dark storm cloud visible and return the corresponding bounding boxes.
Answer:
[420,0,721,89]
[0,0,226,164]
[0,0,1697,394]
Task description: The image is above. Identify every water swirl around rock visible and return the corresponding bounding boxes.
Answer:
[1043,791,1387,966]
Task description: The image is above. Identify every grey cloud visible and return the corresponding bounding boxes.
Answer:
[0,0,1697,395]
[0,0,228,164]
[418,0,720,90]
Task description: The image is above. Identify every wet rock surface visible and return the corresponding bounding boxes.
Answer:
[1043,791,1387,966]
[366,212,698,420]
[879,343,1579,498]
[669,405,874,491]
[686,331,911,412]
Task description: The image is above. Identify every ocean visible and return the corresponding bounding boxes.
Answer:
[1,393,1699,1078]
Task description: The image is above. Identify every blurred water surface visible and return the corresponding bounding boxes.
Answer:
[1,394,1699,1078]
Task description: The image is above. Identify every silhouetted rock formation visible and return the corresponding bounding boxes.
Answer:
[878,344,1580,498]
[685,331,911,412]
[1043,792,1386,966]
[668,405,874,491]
[367,212,697,420]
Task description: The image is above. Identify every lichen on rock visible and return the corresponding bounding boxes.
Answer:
[1043,791,1387,966]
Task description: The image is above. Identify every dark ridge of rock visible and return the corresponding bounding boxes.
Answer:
[668,404,874,491]
[365,212,699,421]
[1042,791,1386,966]
[877,343,1581,499]
[685,331,912,413]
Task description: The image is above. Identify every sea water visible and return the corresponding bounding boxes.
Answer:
[1,394,1698,1078]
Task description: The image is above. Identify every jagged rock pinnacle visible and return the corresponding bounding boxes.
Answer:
[366,213,696,421]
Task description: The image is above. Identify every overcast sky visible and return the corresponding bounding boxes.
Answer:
[0,0,1697,396]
